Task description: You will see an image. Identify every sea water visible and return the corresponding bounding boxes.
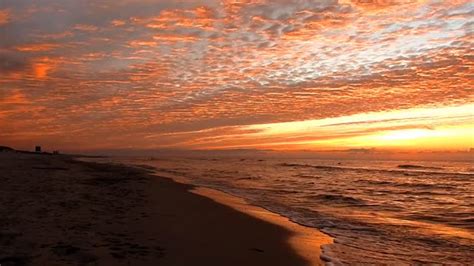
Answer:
[119,156,473,264]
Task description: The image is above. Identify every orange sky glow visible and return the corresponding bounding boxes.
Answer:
[0,0,473,154]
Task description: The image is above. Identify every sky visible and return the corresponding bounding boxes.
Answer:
[0,0,473,153]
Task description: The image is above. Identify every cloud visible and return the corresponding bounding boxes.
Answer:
[0,0,472,150]
[15,43,61,52]
[0,51,29,74]
[346,0,422,9]
[0,9,10,26]
[74,24,99,32]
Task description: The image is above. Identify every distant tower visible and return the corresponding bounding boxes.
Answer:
[35,146,42,153]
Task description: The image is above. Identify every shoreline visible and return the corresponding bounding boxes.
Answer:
[90,158,334,265]
[0,152,331,265]
[190,187,333,265]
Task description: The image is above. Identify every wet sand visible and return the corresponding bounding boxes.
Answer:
[191,187,333,264]
[0,152,331,265]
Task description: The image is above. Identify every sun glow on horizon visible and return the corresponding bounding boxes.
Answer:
[335,125,474,151]
[207,103,474,151]
[377,129,443,141]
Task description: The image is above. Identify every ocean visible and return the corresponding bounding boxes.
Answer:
[115,156,473,264]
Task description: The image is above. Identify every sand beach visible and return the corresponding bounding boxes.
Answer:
[0,152,331,265]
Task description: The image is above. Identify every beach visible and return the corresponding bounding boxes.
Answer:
[117,156,474,264]
[0,152,331,266]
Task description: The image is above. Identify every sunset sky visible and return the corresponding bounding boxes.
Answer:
[0,0,473,153]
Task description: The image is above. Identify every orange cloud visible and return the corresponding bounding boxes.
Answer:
[74,24,99,32]
[152,34,198,43]
[32,57,58,79]
[15,43,61,52]
[129,40,157,47]
[111,19,126,26]
[0,9,10,26]
[0,90,29,105]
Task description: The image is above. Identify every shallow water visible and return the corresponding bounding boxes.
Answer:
[118,157,474,264]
